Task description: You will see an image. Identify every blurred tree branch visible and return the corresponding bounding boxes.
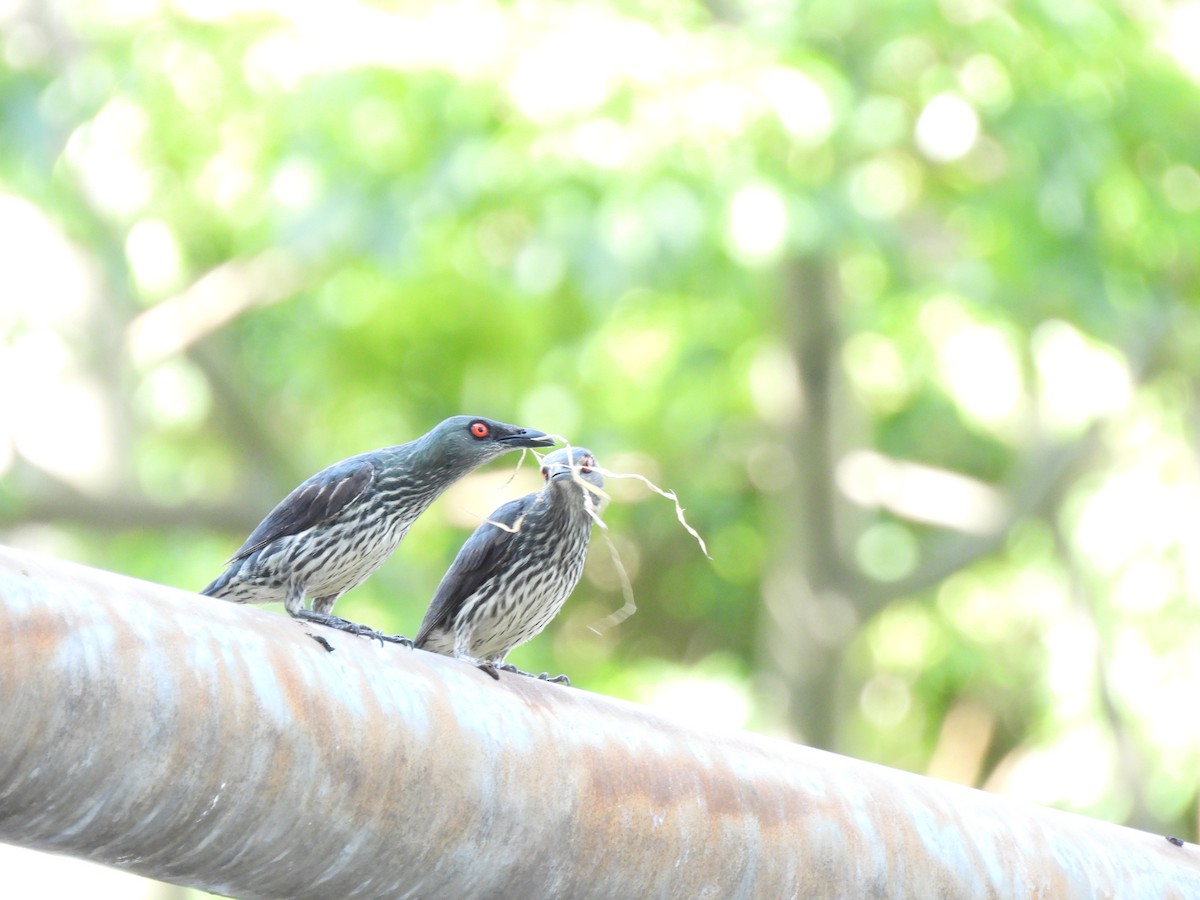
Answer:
[764,253,1177,749]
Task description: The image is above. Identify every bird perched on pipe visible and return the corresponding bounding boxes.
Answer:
[414,445,605,683]
[201,416,553,638]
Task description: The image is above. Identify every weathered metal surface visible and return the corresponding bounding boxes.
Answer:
[0,544,1196,899]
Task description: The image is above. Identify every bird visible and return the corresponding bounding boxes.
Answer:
[413,445,605,683]
[201,416,554,638]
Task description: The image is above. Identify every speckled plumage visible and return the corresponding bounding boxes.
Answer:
[414,446,604,672]
[201,416,552,618]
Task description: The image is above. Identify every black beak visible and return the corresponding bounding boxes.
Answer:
[499,427,555,448]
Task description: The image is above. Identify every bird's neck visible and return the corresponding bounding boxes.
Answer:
[547,480,603,525]
[379,443,478,506]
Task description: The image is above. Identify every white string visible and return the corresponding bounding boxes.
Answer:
[529,437,710,559]
[588,529,638,634]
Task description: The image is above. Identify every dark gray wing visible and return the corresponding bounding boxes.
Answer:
[229,457,378,561]
[414,494,533,646]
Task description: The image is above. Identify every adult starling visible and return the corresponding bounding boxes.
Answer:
[414,446,604,682]
[201,416,553,636]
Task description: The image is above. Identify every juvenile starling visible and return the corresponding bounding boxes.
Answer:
[201,416,553,636]
[414,446,604,682]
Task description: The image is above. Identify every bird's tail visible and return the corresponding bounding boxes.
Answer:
[199,565,239,600]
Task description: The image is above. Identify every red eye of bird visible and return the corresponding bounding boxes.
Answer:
[470,421,490,439]
[580,455,595,472]
[541,467,549,480]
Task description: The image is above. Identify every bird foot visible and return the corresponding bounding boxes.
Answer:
[476,661,501,681]
[293,610,412,648]
[495,662,570,686]
[458,658,566,684]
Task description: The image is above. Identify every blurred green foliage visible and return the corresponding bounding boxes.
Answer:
[3,0,1200,871]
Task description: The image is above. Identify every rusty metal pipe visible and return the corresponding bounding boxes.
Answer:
[0,544,1197,898]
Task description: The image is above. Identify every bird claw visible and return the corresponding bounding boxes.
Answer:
[493,662,571,686]
[463,658,566,684]
[477,662,501,681]
[293,610,410,648]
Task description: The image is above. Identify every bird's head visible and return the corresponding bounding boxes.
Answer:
[541,446,604,493]
[426,416,554,468]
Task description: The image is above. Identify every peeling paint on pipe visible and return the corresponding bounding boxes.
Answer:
[0,545,1197,899]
